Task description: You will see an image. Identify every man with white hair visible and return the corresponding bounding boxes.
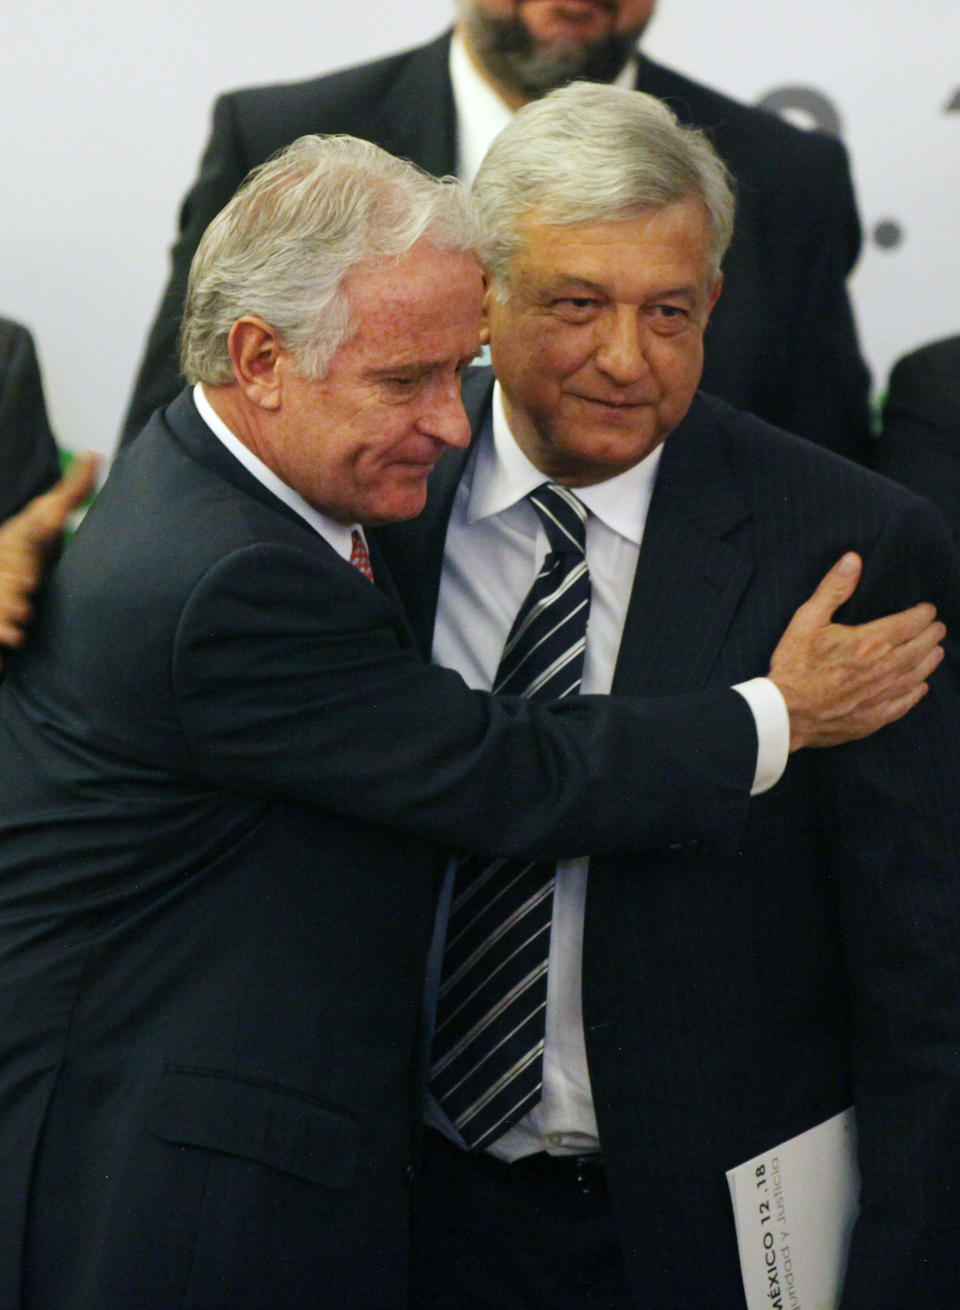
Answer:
[0,133,933,1308]
[370,84,960,1308]
[121,0,871,460]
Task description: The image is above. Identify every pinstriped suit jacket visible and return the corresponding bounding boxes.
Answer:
[376,367,960,1309]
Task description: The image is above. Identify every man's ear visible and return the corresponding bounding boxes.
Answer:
[705,273,723,322]
[479,282,497,347]
[227,317,285,410]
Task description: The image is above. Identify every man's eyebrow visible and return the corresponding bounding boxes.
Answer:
[366,350,481,380]
[650,285,700,301]
[366,361,434,380]
[541,275,608,295]
[535,277,701,301]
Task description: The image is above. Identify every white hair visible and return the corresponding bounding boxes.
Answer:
[473,82,736,284]
[181,134,482,384]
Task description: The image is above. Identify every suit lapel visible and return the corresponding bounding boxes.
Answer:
[612,397,754,695]
[161,390,316,535]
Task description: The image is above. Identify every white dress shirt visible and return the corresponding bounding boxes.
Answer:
[427,383,789,1160]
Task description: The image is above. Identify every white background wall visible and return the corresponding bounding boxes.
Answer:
[3,1,958,464]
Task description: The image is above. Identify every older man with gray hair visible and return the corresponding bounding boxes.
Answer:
[368,83,960,1309]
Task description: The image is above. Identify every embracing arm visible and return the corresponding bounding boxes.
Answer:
[173,541,757,859]
[172,540,946,862]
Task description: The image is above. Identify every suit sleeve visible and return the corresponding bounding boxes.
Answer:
[119,96,250,446]
[0,321,61,521]
[171,541,757,861]
[823,500,960,1308]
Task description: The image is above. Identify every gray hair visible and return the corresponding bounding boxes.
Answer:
[181,135,482,384]
[473,82,736,284]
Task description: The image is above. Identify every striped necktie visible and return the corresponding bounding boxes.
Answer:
[429,483,591,1150]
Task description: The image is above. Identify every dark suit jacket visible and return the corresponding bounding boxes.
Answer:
[0,317,61,521]
[0,388,759,1308]
[377,369,960,1310]
[873,334,960,541]
[121,32,871,459]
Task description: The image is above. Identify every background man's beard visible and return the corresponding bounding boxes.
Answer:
[460,4,642,98]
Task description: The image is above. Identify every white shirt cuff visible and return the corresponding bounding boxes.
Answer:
[733,677,790,795]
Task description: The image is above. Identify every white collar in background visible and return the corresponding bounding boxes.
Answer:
[449,30,639,187]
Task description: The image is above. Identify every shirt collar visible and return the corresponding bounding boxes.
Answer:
[193,382,359,562]
[465,381,663,546]
[449,30,638,187]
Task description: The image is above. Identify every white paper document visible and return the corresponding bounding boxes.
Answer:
[725,1107,859,1310]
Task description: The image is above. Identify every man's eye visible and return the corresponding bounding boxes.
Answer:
[650,305,690,332]
[554,298,599,320]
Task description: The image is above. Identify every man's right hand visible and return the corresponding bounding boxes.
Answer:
[0,453,99,668]
[768,552,946,751]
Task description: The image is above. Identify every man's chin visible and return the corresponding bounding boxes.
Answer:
[461,3,639,97]
[362,479,433,527]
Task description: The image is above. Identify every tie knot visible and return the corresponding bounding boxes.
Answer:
[528,483,587,557]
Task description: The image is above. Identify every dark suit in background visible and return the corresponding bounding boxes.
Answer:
[0,317,61,521]
[0,389,758,1308]
[121,32,871,458]
[873,334,960,541]
[377,370,960,1309]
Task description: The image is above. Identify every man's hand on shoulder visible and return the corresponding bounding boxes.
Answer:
[0,453,99,669]
[768,552,946,751]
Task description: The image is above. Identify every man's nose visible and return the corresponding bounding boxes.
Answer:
[417,374,472,449]
[594,307,649,385]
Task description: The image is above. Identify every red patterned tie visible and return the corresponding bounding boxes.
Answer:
[349,529,374,582]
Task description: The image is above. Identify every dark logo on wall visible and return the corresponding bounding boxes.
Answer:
[756,86,843,138]
[757,84,960,252]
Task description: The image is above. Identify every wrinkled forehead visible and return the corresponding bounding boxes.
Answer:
[500,200,715,278]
